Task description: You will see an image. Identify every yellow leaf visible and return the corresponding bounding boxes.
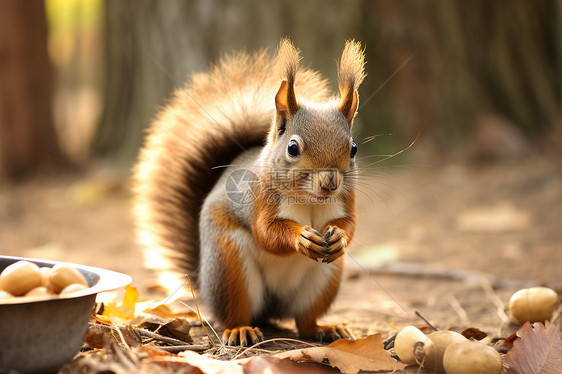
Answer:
[101,285,139,322]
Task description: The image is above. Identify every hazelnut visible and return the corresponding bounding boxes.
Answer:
[49,264,88,293]
[394,325,431,365]
[60,283,89,295]
[425,330,467,373]
[508,287,558,324]
[443,341,502,374]
[0,261,42,296]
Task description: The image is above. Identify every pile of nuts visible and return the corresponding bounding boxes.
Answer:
[0,260,90,300]
[393,286,559,374]
[395,327,501,374]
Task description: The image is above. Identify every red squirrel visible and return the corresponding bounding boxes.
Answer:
[134,39,365,346]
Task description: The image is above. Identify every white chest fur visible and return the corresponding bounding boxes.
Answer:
[276,197,345,231]
[229,197,345,318]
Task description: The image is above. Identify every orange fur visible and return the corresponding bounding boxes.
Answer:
[208,204,252,328]
[252,191,303,256]
[216,235,252,328]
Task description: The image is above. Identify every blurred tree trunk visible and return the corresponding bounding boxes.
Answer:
[0,0,67,180]
[93,0,562,166]
[91,0,213,166]
[91,0,361,167]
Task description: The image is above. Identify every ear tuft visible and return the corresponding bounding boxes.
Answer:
[337,40,366,126]
[277,38,300,90]
[276,39,300,115]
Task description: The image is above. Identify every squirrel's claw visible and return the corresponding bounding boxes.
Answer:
[303,324,354,343]
[322,226,347,263]
[297,226,327,261]
[223,326,264,347]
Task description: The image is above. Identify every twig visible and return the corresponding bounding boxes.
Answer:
[185,274,217,346]
[346,262,536,289]
[231,338,318,360]
[415,310,439,331]
[155,344,211,353]
[109,341,138,370]
[383,334,396,350]
[479,279,510,329]
[178,300,224,347]
[133,326,190,346]
[448,294,470,325]
[113,323,133,350]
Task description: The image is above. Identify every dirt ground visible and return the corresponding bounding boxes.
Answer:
[1,150,561,345]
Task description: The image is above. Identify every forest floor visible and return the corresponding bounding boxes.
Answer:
[1,149,561,370]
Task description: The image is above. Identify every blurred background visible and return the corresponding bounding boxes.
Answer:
[1,0,561,299]
[1,0,561,177]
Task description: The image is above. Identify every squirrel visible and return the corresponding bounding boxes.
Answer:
[133,38,366,346]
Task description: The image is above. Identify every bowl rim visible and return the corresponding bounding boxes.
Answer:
[0,255,132,304]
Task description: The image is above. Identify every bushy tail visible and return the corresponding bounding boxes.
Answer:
[133,45,329,288]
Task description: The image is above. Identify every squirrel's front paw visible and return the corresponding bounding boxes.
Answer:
[322,226,347,263]
[223,326,264,347]
[296,226,326,261]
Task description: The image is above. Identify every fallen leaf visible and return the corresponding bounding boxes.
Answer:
[240,355,337,374]
[275,334,405,374]
[162,318,193,343]
[461,327,488,340]
[138,317,193,343]
[418,326,435,334]
[132,303,195,325]
[84,323,142,348]
[178,350,244,374]
[503,322,562,374]
[502,332,518,351]
[174,352,336,374]
[96,285,139,325]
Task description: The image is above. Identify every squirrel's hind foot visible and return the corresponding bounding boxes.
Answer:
[301,325,354,343]
[222,326,264,347]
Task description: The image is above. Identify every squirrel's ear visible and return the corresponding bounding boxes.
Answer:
[337,40,366,128]
[274,38,300,135]
[338,87,359,125]
[274,79,298,134]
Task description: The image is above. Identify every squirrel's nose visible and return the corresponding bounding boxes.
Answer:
[317,169,340,195]
[321,184,337,193]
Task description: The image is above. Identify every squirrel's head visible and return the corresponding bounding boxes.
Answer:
[262,39,365,200]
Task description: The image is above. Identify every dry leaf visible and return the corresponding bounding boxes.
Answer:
[240,355,337,374]
[178,350,244,374]
[461,327,488,340]
[138,317,193,343]
[162,318,192,343]
[84,323,142,348]
[97,285,139,325]
[275,334,405,374]
[503,322,562,374]
[175,351,334,374]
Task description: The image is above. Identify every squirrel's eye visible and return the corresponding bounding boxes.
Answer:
[350,142,358,158]
[287,140,300,157]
